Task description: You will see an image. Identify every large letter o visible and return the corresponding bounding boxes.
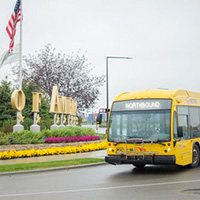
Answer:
[11,90,26,111]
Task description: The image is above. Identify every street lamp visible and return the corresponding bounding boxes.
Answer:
[106,56,132,120]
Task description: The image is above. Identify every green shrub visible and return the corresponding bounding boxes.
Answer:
[0,138,9,145]
[41,127,94,138]
[64,126,81,137]
[8,130,46,144]
[80,128,95,136]
[97,133,106,140]
[22,118,33,130]
[40,118,54,130]
[0,120,16,133]
[0,132,9,145]
[0,126,96,145]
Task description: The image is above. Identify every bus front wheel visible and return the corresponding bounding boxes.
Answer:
[190,144,200,168]
[133,163,146,168]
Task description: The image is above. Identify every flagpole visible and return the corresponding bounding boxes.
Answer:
[19,0,23,90]
[14,0,24,132]
[9,0,24,132]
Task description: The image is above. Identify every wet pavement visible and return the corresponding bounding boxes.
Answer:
[1,164,200,200]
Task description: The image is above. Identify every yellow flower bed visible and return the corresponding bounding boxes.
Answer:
[0,141,107,160]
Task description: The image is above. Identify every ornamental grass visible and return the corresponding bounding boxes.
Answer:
[0,141,107,160]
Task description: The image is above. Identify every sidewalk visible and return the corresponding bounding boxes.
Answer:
[0,150,107,166]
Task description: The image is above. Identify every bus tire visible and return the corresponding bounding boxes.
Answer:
[133,163,146,168]
[190,144,200,168]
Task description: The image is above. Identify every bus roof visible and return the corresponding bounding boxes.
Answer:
[114,89,200,101]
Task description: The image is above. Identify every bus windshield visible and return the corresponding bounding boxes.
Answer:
[108,110,171,142]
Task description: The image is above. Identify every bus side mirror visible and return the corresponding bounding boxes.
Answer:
[177,127,183,138]
[96,113,102,125]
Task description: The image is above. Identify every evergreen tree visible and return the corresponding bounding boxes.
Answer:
[0,80,52,131]
[0,79,15,126]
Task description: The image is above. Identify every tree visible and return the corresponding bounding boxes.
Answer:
[0,78,16,125]
[0,79,52,131]
[14,44,105,111]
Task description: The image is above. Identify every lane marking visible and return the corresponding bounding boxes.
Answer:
[0,179,200,197]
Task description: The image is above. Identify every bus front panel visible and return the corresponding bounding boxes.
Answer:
[106,99,176,165]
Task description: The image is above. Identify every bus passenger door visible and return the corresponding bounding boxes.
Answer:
[175,115,192,165]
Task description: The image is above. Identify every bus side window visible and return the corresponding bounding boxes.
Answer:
[189,107,200,138]
[177,106,189,139]
[178,115,189,139]
[173,112,178,139]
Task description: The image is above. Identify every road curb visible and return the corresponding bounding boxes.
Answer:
[0,162,108,176]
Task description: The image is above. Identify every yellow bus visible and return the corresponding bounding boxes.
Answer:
[102,89,200,168]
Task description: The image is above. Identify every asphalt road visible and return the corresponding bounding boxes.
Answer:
[0,164,200,200]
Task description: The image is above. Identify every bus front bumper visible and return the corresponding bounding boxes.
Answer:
[105,155,176,165]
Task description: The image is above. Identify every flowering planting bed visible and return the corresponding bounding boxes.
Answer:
[45,135,100,143]
[0,141,107,160]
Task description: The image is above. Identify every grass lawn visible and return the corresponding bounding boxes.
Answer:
[0,158,105,173]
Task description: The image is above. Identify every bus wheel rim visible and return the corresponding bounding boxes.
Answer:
[193,148,198,164]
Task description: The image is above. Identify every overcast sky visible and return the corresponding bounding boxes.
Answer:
[1,0,200,112]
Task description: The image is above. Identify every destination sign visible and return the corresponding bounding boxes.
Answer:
[112,99,172,111]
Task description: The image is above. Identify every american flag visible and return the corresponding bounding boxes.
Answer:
[6,0,21,54]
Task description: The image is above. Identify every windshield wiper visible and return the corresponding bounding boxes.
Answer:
[127,138,166,146]
[128,136,143,139]
[127,138,151,143]
[113,138,166,146]
[151,139,166,146]
[113,138,126,143]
